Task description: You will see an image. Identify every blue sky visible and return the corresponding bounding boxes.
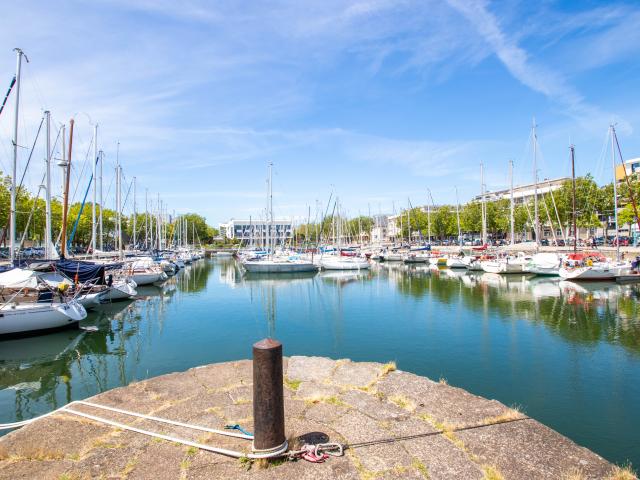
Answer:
[1,0,639,226]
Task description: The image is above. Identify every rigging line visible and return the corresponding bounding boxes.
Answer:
[18,172,46,249]
[17,114,45,189]
[345,416,532,450]
[0,75,16,118]
[69,133,93,205]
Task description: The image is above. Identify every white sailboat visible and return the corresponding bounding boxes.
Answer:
[320,200,370,271]
[242,162,318,274]
[528,252,562,276]
[481,253,531,274]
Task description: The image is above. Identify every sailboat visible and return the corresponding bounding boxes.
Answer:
[320,200,370,270]
[242,163,318,274]
[1,50,87,336]
[447,188,467,269]
[560,131,633,281]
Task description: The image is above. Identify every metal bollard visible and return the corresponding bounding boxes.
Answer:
[252,338,287,453]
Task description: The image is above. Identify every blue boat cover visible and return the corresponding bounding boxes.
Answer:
[55,260,106,284]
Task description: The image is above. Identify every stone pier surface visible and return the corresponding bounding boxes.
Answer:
[0,357,629,480]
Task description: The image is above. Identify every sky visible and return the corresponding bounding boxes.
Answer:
[0,0,639,226]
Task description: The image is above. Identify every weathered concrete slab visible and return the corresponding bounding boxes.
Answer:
[0,356,624,480]
[330,360,382,388]
[376,370,508,426]
[287,356,337,382]
[457,418,614,479]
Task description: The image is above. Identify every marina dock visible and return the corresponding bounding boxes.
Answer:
[0,356,621,479]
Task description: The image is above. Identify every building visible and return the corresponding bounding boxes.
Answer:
[474,177,569,205]
[370,215,388,243]
[218,219,293,244]
[615,157,640,182]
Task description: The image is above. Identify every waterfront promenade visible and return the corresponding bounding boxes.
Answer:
[0,356,623,479]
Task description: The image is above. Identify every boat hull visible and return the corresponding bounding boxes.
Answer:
[130,272,167,286]
[242,261,319,273]
[321,258,370,270]
[0,301,87,337]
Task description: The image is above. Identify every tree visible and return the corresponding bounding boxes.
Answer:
[433,206,456,239]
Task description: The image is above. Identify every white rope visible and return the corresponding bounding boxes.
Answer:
[73,401,252,440]
[0,400,286,459]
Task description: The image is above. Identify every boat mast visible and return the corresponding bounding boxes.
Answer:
[612,126,640,239]
[427,189,433,245]
[99,150,103,252]
[92,123,98,258]
[532,118,540,246]
[44,110,52,258]
[480,162,487,245]
[455,187,462,248]
[145,188,148,250]
[570,144,577,255]
[610,125,620,261]
[133,176,137,249]
[116,142,122,259]
[9,48,26,262]
[509,160,514,245]
[61,119,74,258]
[268,161,273,257]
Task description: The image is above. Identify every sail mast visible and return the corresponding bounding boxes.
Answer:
[92,123,98,258]
[61,119,74,258]
[570,144,577,255]
[480,162,487,245]
[9,48,26,262]
[610,125,620,261]
[44,110,52,258]
[99,150,104,252]
[455,187,462,248]
[133,176,137,249]
[532,118,540,246]
[509,160,514,245]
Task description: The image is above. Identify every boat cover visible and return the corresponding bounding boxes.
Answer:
[0,268,39,289]
[55,260,106,284]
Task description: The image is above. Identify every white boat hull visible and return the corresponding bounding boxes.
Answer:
[559,265,623,281]
[481,261,524,274]
[321,258,370,270]
[243,260,319,273]
[382,253,404,262]
[99,280,137,301]
[130,272,167,286]
[447,258,467,269]
[0,301,87,336]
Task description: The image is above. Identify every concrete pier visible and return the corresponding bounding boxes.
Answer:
[0,357,628,479]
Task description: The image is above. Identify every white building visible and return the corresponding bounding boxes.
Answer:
[474,177,569,204]
[219,219,293,245]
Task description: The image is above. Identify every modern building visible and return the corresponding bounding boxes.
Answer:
[615,157,640,182]
[219,219,293,245]
[474,177,570,205]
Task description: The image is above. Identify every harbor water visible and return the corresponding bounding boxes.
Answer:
[1,258,639,468]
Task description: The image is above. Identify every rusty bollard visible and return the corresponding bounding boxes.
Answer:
[252,338,287,454]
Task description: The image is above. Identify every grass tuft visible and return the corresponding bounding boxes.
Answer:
[563,467,585,480]
[238,456,252,471]
[380,361,397,376]
[606,464,638,480]
[185,446,198,456]
[389,394,416,412]
[483,405,525,425]
[412,458,430,479]
[283,376,301,391]
[482,464,505,480]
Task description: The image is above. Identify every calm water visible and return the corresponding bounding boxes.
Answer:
[1,259,639,467]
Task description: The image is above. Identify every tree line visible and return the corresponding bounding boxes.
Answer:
[293,175,639,242]
[0,172,219,248]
